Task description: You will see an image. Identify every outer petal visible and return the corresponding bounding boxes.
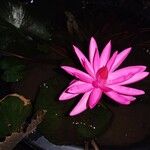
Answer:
[59,80,79,100]
[99,41,111,68]
[107,51,118,71]
[61,66,93,83]
[110,48,131,72]
[105,91,136,104]
[107,73,133,85]
[89,37,99,66]
[67,81,93,94]
[59,90,78,101]
[93,48,101,73]
[108,85,145,95]
[108,66,146,81]
[88,88,102,109]
[118,72,149,85]
[73,45,94,77]
[69,91,91,116]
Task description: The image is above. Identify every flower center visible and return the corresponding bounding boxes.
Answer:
[96,66,108,80]
[92,66,108,89]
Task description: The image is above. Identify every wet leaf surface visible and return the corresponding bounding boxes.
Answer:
[0,58,26,82]
[34,72,112,145]
[0,94,31,139]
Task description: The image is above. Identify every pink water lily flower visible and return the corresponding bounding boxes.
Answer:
[59,37,149,116]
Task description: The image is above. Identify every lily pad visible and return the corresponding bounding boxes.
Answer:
[35,72,112,144]
[0,58,26,82]
[0,94,31,139]
[73,106,112,139]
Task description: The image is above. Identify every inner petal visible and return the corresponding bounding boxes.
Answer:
[96,66,108,80]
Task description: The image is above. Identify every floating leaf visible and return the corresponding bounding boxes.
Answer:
[0,58,26,82]
[0,110,46,150]
[73,106,112,139]
[34,72,112,144]
[0,93,31,139]
[0,0,53,41]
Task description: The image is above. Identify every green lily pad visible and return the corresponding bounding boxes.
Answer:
[73,106,112,139]
[0,58,26,82]
[0,94,31,139]
[35,72,112,144]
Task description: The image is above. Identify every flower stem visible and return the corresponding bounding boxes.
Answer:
[91,139,100,150]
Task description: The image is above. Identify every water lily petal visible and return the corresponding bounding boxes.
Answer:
[99,41,111,67]
[119,72,149,85]
[59,90,79,101]
[107,73,133,85]
[89,37,99,66]
[107,51,118,71]
[105,91,136,104]
[73,45,94,77]
[68,79,77,85]
[88,88,102,109]
[67,81,93,94]
[108,85,145,95]
[108,66,146,80]
[69,91,91,116]
[61,66,93,83]
[68,80,85,87]
[59,37,149,116]
[110,48,131,72]
[93,48,101,73]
